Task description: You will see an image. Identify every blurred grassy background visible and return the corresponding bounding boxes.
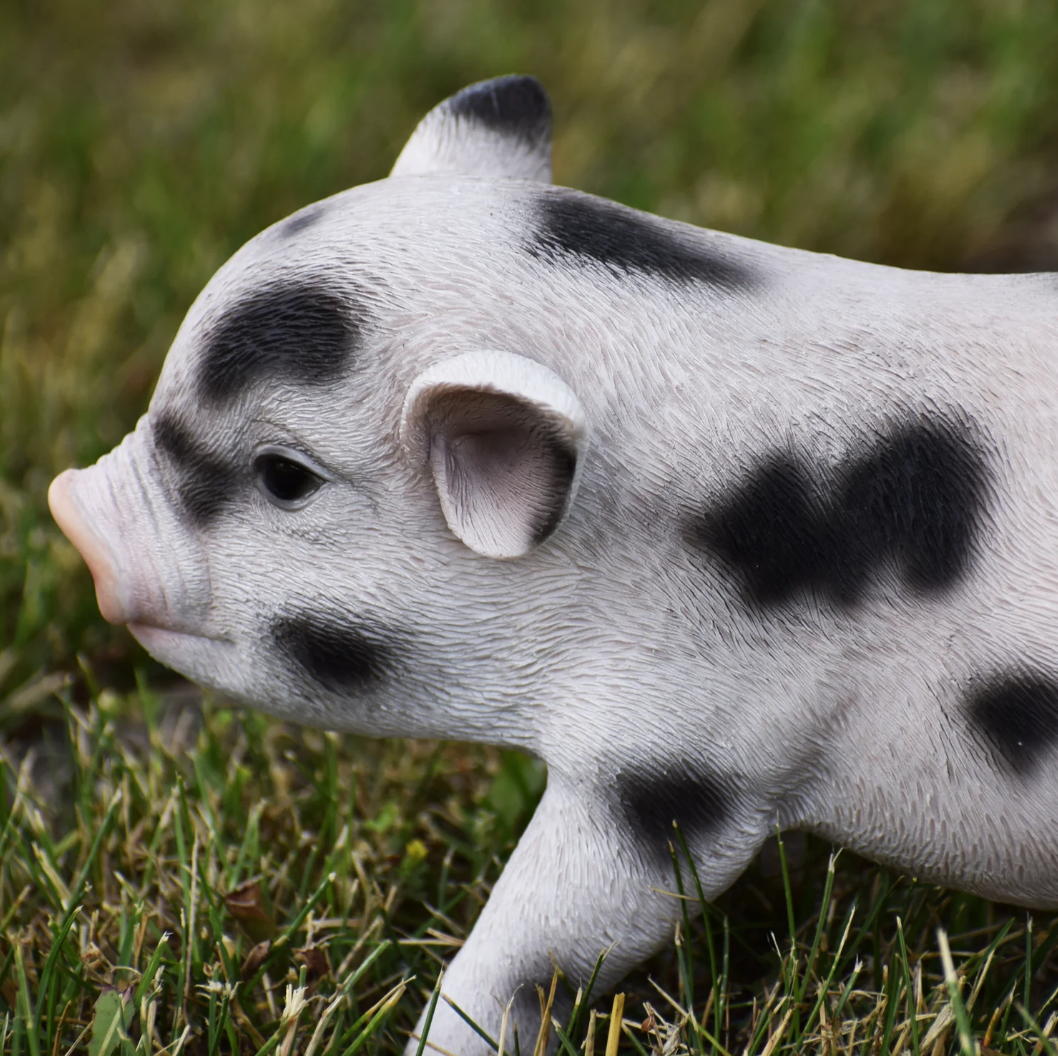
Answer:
[3,2,1058,1049]
[3,0,1058,698]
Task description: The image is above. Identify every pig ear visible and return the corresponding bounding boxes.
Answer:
[401,351,588,559]
[390,75,552,183]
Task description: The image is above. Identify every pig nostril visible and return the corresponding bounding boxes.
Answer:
[48,470,130,625]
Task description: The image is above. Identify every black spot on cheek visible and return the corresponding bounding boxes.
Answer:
[272,612,396,691]
[529,192,757,291]
[153,413,237,527]
[278,204,327,238]
[197,281,363,404]
[967,671,1058,776]
[618,766,734,859]
[448,75,551,145]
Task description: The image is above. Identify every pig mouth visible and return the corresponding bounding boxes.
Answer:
[129,623,232,647]
[128,622,238,697]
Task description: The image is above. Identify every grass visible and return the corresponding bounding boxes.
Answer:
[1,686,1056,1054]
[3,0,1058,1051]
[1,680,548,1055]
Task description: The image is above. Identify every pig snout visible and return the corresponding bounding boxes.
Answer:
[49,469,130,624]
[49,430,213,632]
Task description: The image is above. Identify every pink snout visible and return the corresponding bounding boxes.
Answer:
[49,469,131,624]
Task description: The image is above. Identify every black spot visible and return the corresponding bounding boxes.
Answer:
[153,413,237,527]
[197,281,362,403]
[688,416,989,608]
[837,424,986,602]
[447,75,551,146]
[278,204,326,238]
[529,192,756,291]
[272,612,396,691]
[530,438,578,546]
[968,671,1058,776]
[619,765,734,858]
[695,456,825,606]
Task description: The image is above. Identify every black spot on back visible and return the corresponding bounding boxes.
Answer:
[197,281,362,404]
[272,612,396,691]
[688,415,989,608]
[529,192,756,291]
[618,765,734,859]
[278,204,326,238]
[968,670,1058,776]
[153,413,237,527]
[696,456,824,606]
[447,75,551,146]
[838,425,986,600]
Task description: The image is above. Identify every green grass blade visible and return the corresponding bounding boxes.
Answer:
[442,996,499,1053]
[413,968,444,1056]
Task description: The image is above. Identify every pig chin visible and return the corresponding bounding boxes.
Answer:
[127,623,239,692]
[48,423,216,641]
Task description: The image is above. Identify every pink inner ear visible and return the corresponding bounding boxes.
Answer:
[450,428,530,482]
[428,395,578,559]
[402,352,587,559]
[446,428,561,548]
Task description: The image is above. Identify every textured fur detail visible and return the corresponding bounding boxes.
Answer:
[967,669,1058,775]
[531,191,756,290]
[197,281,362,403]
[153,412,237,526]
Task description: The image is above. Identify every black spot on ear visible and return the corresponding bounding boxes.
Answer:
[687,415,989,608]
[618,765,734,859]
[278,204,326,238]
[968,670,1058,776]
[153,413,237,527]
[272,612,396,691]
[529,191,756,291]
[448,75,551,146]
[198,281,363,404]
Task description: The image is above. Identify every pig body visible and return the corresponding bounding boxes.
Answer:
[50,76,1058,1054]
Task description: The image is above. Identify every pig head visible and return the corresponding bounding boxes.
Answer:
[50,75,1058,1055]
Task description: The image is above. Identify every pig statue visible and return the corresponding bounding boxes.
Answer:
[50,75,1058,1053]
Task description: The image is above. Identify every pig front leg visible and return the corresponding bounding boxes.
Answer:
[407,776,682,1056]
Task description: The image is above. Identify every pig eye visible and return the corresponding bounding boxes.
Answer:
[253,449,325,509]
